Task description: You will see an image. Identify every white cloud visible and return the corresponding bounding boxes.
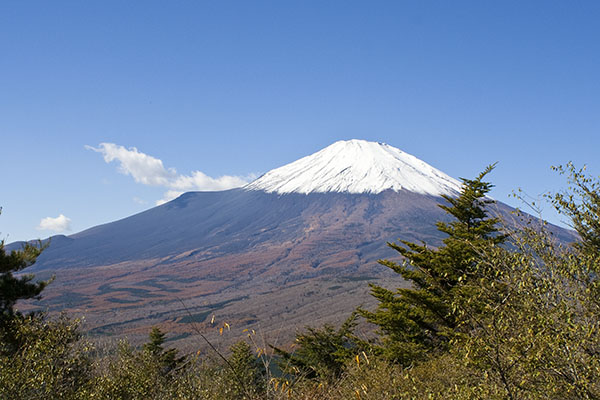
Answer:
[37,214,72,232]
[155,190,184,206]
[86,143,256,205]
[170,171,255,192]
[85,143,175,186]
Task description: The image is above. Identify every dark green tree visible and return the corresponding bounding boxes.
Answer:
[273,313,362,381]
[226,340,265,399]
[0,242,48,320]
[360,165,506,363]
[0,209,51,354]
[142,326,184,373]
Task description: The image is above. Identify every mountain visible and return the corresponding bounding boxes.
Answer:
[246,139,462,195]
[14,140,575,349]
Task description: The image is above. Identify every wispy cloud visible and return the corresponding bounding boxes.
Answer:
[86,143,256,205]
[85,143,175,186]
[132,197,148,205]
[37,214,72,232]
[155,190,186,206]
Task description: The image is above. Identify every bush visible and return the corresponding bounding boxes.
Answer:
[0,314,91,400]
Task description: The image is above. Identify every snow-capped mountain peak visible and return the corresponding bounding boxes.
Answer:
[245,139,462,196]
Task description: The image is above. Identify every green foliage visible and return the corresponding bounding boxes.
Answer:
[143,326,184,373]
[0,314,92,400]
[86,340,172,400]
[442,165,600,399]
[360,165,505,363]
[0,214,52,353]
[86,327,188,399]
[0,238,49,319]
[450,226,600,399]
[86,338,268,400]
[226,340,266,399]
[0,207,50,355]
[550,162,600,256]
[318,353,499,400]
[274,313,363,381]
[2,164,599,400]
[283,164,600,399]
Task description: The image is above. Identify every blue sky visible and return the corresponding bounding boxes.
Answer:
[1,1,599,242]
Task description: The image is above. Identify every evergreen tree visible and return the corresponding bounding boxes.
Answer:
[142,326,184,373]
[273,313,362,381]
[0,209,51,353]
[360,165,505,363]
[0,241,48,319]
[227,340,265,399]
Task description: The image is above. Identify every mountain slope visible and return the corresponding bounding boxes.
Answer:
[31,189,449,271]
[24,189,462,349]
[14,139,576,350]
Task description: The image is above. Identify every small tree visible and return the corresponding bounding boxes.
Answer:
[273,313,362,381]
[226,340,265,399]
[89,328,186,399]
[142,326,184,374]
[360,165,505,363]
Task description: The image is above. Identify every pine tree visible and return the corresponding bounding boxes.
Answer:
[0,209,51,354]
[0,241,48,320]
[227,340,265,399]
[142,326,183,373]
[360,165,505,363]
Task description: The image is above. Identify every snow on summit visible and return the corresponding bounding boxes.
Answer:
[245,139,462,196]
